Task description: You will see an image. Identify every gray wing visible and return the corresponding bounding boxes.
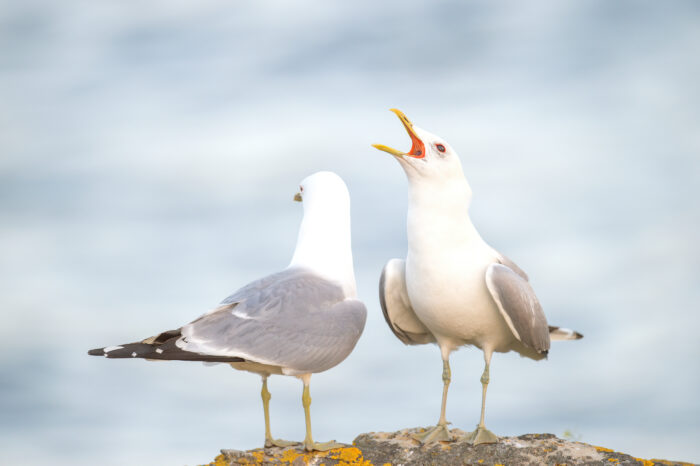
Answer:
[485,263,550,354]
[379,258,435,345]
[178,267,367,374]
[492,250,584,343]
[492,249,529,281]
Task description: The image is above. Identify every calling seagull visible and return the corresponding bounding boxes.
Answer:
[374,109,582,444]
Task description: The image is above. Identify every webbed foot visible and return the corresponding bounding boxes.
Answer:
[466,425,498,445]
[303,440,345,452]
[412,423,453,443]
[264,438,299,448]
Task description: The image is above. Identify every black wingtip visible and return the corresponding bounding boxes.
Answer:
[88,348,104,356]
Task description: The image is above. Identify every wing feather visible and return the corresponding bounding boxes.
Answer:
[493,250,529,281]
[179,267,367,374]
[379,259,435,345]
[485,263,550,354]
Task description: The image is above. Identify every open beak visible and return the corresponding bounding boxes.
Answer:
[372,109,425,158]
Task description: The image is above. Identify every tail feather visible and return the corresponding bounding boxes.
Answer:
[548,325,583,341]
[88,328,245,363]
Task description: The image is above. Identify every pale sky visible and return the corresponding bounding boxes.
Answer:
[1,1,699,464]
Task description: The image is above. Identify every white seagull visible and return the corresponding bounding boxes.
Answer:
[89,171,367,452]
[373,109,582,445]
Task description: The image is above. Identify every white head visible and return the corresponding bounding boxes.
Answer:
[288,171,357,297]
[293,170,351,216]
[373,109,468,185]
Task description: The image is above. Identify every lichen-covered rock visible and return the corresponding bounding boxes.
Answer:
[353,428,693,465]
[205,428,696,465]
[207,445,372,466]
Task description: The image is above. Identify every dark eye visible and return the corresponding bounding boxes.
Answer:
[300,186,304,191]
[436,144,446,153]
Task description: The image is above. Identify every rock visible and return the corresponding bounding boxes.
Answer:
[204,428,696,465]
[207,445,372,466]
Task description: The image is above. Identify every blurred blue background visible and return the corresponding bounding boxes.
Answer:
[1,1,699,464]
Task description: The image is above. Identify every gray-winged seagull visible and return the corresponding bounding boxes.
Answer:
[373,109,582,445]
[88,171,367,452]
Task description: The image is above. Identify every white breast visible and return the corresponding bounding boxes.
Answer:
[403,183,515,353]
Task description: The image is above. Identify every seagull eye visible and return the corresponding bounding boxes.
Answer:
[436,144,446,153]
[300,186,304,191]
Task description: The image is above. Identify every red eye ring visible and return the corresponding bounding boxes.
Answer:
[436,144,446,153]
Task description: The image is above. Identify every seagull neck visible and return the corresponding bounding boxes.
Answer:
[288,207,357,298]
[406,177,482,246]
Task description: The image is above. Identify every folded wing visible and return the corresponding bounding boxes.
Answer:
[485,263,550,354]
[178,267,367,374]
[379,258,436,345]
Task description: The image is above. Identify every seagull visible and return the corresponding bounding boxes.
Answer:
[88,171,367,452]
[373,109,582,445]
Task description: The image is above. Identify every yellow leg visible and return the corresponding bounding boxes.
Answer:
[478,364,489,427]
[302,383,313,448]
[260,377,297,449]
[466,352,499,445]
[301,376,344,452]
[413,358,453,443]
[438,358,451,426]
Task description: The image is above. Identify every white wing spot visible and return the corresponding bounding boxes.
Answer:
[232,309,253,320]
[131,352,137,357]
[155,348,163,354]
[104,346,123,353]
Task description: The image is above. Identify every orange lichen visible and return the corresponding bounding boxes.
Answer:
[224,446,368,466]
[210,454,229,466]
[329,446,372,466]
[279,449,305,463]
[607,459,619,463]
[334,448,360,462]
[595,446,615,453]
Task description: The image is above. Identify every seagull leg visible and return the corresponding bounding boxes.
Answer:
[301,374,344,452]
[466,351,499,445]
[260,376,298,448]
[413,357,452,443]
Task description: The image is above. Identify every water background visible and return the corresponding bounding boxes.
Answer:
[1,1,699,464]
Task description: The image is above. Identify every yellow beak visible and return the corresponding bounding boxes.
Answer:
[372,108,426,158]
[293,192,302,202]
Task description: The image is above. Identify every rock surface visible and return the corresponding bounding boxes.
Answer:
[204,428,696,465]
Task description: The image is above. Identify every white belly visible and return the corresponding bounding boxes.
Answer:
[405,248,515,353]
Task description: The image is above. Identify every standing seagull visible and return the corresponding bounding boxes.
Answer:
[88,171,367,452]
[373,109,582,445]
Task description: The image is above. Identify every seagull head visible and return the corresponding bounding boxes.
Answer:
[289,171,356,296]
[372,109,465,182]
[294,170,351,215]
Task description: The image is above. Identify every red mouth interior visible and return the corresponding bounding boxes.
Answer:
[407,133,425,158]
[402,120,425,159]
